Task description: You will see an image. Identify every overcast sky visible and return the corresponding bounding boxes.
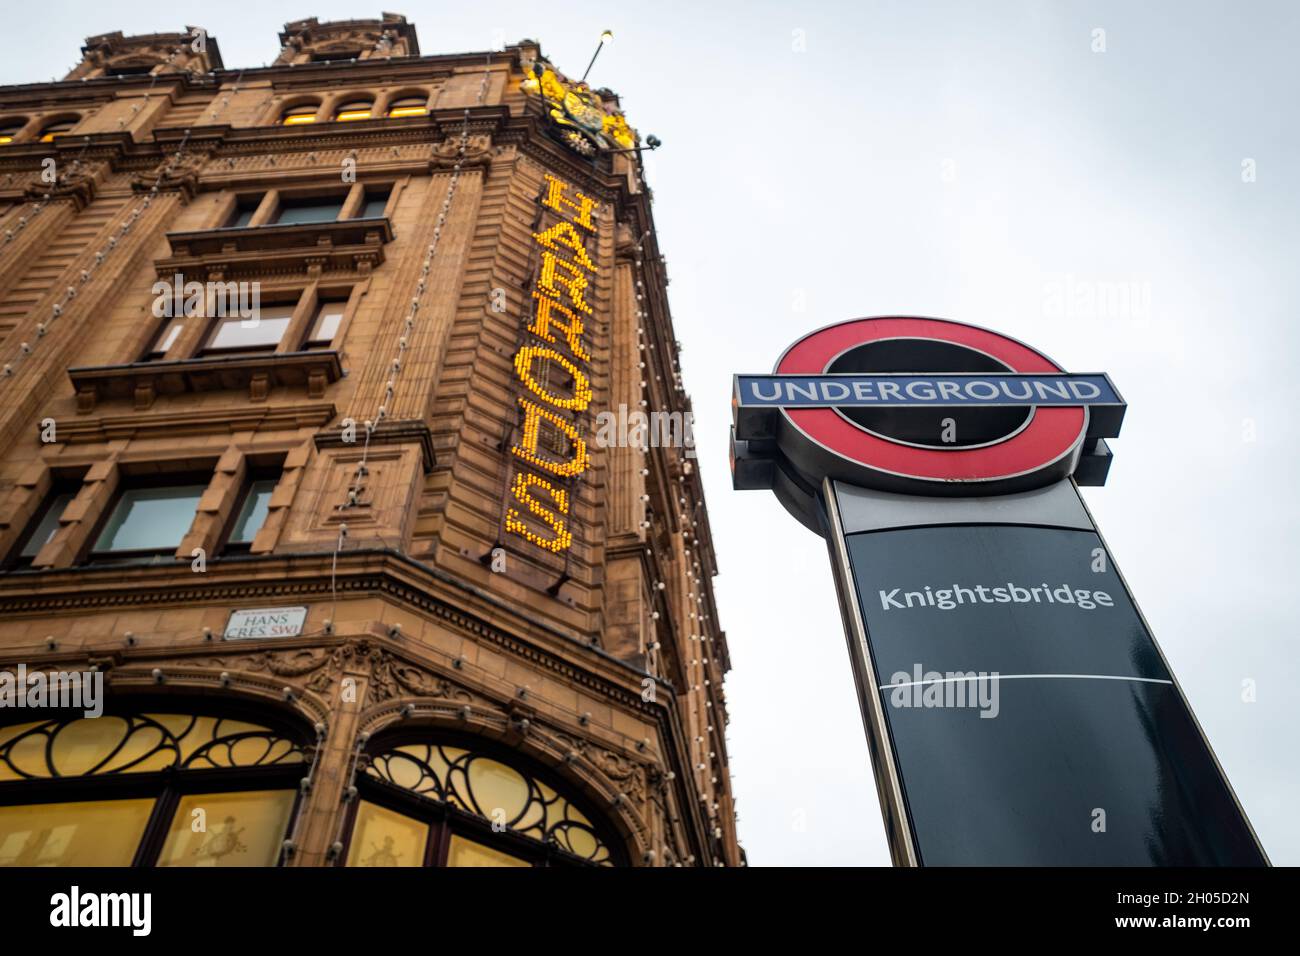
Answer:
[5,0,1297,866]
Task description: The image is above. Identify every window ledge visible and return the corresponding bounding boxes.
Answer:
[168,217,393,254]
[68,351,344,412]
[158,218,392,279]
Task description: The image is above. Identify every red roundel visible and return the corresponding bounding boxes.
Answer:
[775,317,1088,486]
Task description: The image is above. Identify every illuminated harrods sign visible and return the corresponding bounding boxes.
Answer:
[501,174,602,554]
[732,316,1268,866]
[224,606,308,641]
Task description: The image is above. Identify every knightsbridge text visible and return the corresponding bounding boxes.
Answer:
[879,583,1116,611]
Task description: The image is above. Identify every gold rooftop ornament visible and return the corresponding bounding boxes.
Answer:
[521,59,637,155]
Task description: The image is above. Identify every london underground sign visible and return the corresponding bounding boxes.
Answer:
[732,316,1267,866]
[732,316,1125,508]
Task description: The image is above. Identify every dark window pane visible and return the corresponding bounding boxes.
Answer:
[228,204,258,228]
[359,192,390,219]
[94,485,206,553]
[274,199,344,225]
[19,492,75,559]
[39,121,76,142]
[229,480,277,544]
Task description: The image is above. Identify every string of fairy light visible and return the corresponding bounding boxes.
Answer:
[1,138,93,249]
[0,45,241,381]
[628,227,731,859]
[326,51,494,618]
[1,42,185,255]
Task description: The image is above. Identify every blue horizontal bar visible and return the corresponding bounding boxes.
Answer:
[735,373,1121,408]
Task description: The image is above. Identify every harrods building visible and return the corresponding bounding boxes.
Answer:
[0,14,740,868]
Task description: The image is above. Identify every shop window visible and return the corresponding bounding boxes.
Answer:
[0,799,155,866]
[0,709,308,867]
[155,790,297,866]
[346,735,619,867]
[0,120,25,145]
[446,834,531,868]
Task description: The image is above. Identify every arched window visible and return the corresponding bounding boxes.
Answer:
[386,96,428,119]
[333,99,374,122]
[281,102,319,126]
[349,734,619,867]
[0,119,26,145]
[38,118,78,143]
[0,705,309,867]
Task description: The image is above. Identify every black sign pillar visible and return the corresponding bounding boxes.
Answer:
[820,477,1267,866]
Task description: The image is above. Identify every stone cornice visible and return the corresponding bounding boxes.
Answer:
[68,350,345,410]
[0,548,668,716]
[49,401,336,444]
[315,418,435,472]
[0,47,535,103]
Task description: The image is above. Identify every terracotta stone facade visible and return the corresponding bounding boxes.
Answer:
[0,15,739,867]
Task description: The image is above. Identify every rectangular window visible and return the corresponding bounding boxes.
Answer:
[273,197,344,226]
[90,483,206,562]
[0,799,156,866]
[346,801,429,867]
[224,477,278,551]
[303,299,346,349]
[201,304,295,355]
[143,319,183,361]
[357,188,391,220]
[226,199,261,228]
[7,489,76,568]
[156,790,295,868]
[107,64,155,77]
[446,834,531,868]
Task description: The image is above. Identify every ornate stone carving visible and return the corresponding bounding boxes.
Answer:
[520,60,637,155]
[274,14,419,65]
[431,134,493,171]
[76,29,223,78]
[22,163,101,211]
[132,150,209,200]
